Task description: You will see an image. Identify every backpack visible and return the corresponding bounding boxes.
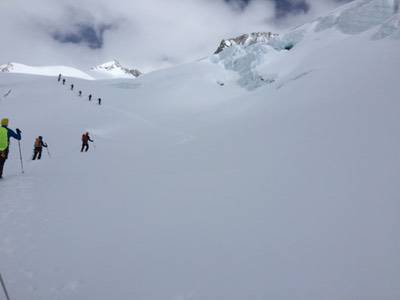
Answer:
[34,138,41,148]
[0,127,8,151]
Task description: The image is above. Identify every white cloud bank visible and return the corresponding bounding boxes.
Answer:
[0,0,347,72]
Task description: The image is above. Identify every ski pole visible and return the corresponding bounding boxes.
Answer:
[0,273,11,300]
[18,140,24,174]
[91,134,96,150]
[46,147,51,158]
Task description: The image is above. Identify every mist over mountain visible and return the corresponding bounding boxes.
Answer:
[0,0,350,71]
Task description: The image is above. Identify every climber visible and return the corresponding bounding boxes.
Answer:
[0,118,22,178]
[81,132,94,152]
[32,136,48,160]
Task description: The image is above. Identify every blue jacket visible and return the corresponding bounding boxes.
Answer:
[2,125,21,142]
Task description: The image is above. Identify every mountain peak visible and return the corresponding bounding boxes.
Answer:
[91,60,142,78]
[93,59,122,70]
[214,32,279,54]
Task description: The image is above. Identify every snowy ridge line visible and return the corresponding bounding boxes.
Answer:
[0,60,144,80]
[0,62,94,80]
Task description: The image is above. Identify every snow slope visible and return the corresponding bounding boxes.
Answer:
[1,0,400,299]
[0,62,94,80]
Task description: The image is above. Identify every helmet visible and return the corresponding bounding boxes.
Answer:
[39,136,43,139]
[1,118,9,126]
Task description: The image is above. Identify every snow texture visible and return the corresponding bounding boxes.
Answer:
[0,0,400,299]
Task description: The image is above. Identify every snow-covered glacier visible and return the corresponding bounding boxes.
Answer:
[0,0,399,299]
[212,0,400,90]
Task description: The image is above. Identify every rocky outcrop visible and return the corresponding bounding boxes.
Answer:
[214,32,278,54]
[0,63,14,72]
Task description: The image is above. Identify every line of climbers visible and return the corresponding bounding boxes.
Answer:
[58,74,102,105]
[0,118,95,179]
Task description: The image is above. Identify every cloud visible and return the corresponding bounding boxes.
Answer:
[0,0,350,72]
[52,23,114,49]
[271,0,351,28]
[274,0,310,18]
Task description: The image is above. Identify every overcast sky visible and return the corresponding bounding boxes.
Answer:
[0,0,350,72]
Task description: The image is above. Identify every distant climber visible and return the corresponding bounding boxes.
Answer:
[70,84,74,91]
[81,132,93,152]
[79,90,82,97]
[32,136,48,160]
[0,118,22,179]
[88,94,92,101]
[98,98,102,105]
[58,74,62,82]
[62,78,66,85]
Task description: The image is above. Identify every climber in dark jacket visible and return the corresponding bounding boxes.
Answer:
[81,132,94,152]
